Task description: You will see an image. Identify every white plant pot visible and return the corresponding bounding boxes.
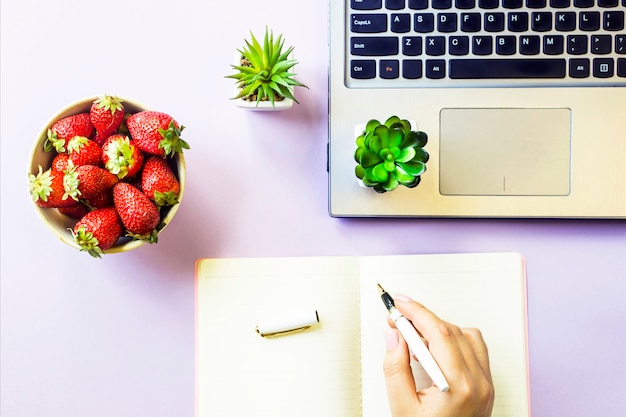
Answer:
[232,53,295,111]
[234,95,294,111]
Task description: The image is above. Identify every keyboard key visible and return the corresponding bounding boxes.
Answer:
[520,35,542,54]
[556,12,577,31]
[591,34,612,53]
[580,11,601,31]
[351,60,377,78]
[531,12,553,31]
[351,0,383,10]
[456,0,476,9]
[426,36,447,55]
[618,58,626,76]
[593,57,614,77]
[496,35,517,54]
[415,13,435,32]
[544,34,565,54]
[550,0,571,7]
[380,60,400,78]
[449,36,471,55]
[402,36,423,55]
[485,13,506,32]
[573,0,594,7]
[567,34,588,54]
[449,58,567,78]
[569,58,591,77]
[503,0,524,7]
[461,13,482,32]
[617,35,626,53]
[526,0,547,8]
[438,13,458,32]
[351,14,388,33]
[391,14,412,32]
[473,36,494,54]
[425,59,446,78]
[386,0,406,9]
[509,12,529,32]
[479,0,500,8]
[598,0,618,6]
[351,37,399,55]
[403,60,423,78]
[604,11,625,31]
[432,0,453,9]
[408,0,428,9]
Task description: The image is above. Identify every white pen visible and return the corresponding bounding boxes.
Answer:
[377,283,450,392]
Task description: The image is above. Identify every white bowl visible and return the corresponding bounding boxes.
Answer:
[28,96,186,254]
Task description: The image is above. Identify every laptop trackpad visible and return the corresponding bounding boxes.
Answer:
[439,108,571,196]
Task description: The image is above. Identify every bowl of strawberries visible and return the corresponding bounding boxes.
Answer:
[28,95,189,258]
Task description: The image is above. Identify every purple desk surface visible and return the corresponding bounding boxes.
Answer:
[1,1,625,416]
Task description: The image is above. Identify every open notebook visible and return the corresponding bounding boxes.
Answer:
[195,253,529,417]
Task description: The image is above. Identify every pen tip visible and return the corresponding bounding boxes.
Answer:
[376,283,385,294]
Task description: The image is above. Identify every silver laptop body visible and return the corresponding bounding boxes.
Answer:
[329,0,626,218]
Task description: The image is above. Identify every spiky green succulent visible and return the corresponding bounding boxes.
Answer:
[354,116,429,193]
[227,27,308,106]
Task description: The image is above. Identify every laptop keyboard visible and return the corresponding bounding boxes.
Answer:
[346,0,626,87]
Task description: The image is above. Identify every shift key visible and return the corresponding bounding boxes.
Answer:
[351,37,399,56]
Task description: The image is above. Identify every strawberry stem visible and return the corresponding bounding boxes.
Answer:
[69,226,104,258]
[158,121,189,157]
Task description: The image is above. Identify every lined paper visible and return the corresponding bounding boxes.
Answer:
[196,257,362,417]
[196,253,529,417]
[359,253,529,417]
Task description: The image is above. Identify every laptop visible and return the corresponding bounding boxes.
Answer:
[328,0,626,218]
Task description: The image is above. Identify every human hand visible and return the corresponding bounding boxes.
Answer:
[383,294,494,417]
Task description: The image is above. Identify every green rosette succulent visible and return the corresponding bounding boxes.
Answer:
[354,116,429,193]
[227,27,308,107]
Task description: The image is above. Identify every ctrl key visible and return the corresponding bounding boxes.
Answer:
[351,60,376,79]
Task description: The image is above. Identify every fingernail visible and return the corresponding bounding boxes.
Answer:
[393,293,414,303]
[385,329,399,351]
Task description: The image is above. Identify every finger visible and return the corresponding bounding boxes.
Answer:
[393,294,469,382]
[392,294,451,341]
[447,327,489,389]
[383,329,419,417]
[460,327,493,383]
[458,327,496,413]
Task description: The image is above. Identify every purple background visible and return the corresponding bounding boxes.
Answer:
[2,1,625,416]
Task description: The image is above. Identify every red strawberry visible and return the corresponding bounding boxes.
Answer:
[28,166,76,208]
[126,111,189,157]
[51,153,71,172]
[58,202,90,219]
[67,136,102,166]
[90,95,125,141]
[64,164,119,201]
[101,134,144,179]
[113,182,161,242]
[82,190,113,209]
[44,113,94,153]
[141,156,180,206]
[71,207,123,258]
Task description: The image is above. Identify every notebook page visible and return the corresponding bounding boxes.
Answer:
[196,257,362,417]
[359,252,529,417]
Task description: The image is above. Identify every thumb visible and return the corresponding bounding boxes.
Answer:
[383,329,418,417]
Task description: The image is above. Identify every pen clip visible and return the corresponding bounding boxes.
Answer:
[256,325,313,338]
